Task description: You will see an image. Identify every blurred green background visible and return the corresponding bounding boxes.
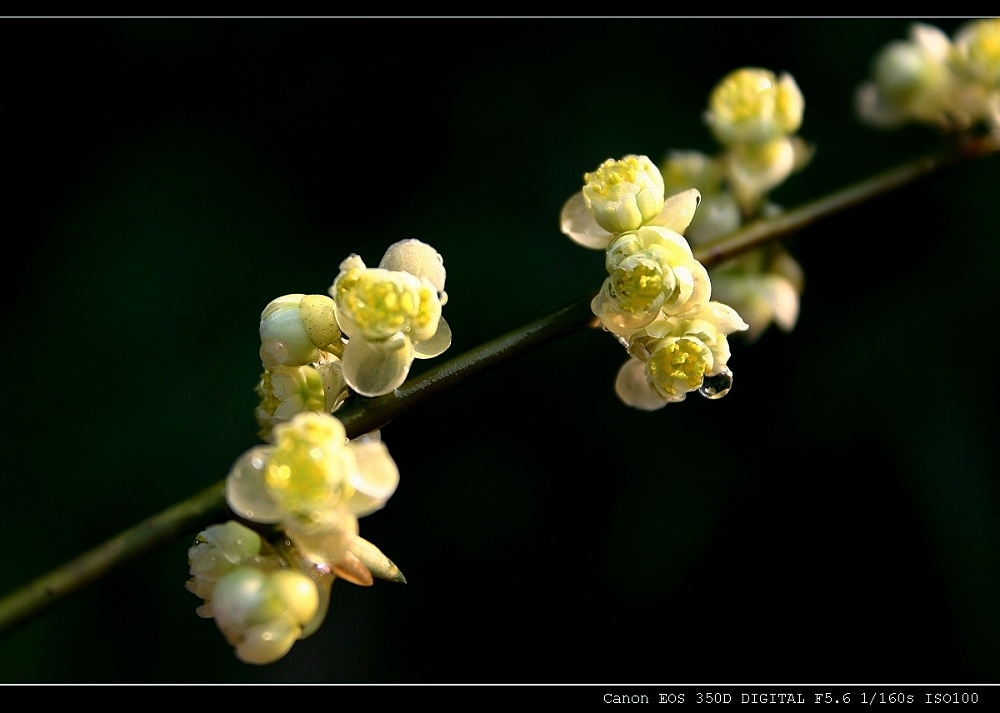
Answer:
[1,18,998,683]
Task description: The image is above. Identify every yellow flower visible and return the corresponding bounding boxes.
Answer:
[330,240,451,397]
[560,154,701,249]
[948,18,1000,133]
[950,18,1000,90]
[614,302,748,410]
[705,68,804,146]
[709,247,803,343]
[592,225,711,338]
[225,412,400,566]
[581,155,666,234]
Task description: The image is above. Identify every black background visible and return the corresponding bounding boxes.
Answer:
[1,17,998,684]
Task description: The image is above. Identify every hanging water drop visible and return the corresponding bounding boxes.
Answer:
[699,369,733,399]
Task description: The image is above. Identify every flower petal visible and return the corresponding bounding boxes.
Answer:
[414,316,452,359]
[646,188,702,235]
[614,357,667,411]
[341,336,414,397]
[559,191,613,249]
[225,446,283,523]
[345,437,400,517]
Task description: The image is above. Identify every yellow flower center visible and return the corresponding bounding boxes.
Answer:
[647,337,710,396]
[711,68,776,124]
[265,414,353,511]
[584,156,648,198]
[336,268,421,339]
[611,258,665,314]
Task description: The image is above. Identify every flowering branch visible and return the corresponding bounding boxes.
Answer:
[0,138,996,641]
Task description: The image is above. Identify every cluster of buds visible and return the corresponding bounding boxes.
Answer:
[657,67,811,342]
[255,238,450,438]
[855,18,1000,137]
[185,520,330,665]
[560,154,749,409]
[188,410,404,664]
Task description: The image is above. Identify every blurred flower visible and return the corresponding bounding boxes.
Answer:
[186,520,330,665]
[660,149,742,246]
[855,23,953,130]
[704,67,804,147]
[948,18,1000,134]
[856,19,1000,135]
[709,246,803,343]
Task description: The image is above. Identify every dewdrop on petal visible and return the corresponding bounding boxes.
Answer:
[615,302,748,410]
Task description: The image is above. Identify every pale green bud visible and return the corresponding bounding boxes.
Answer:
[186,521,264,601]
[379,238,448,295]
[210,565,321,666]
[259,294,341,368]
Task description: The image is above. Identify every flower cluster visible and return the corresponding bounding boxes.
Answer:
[186,520,329,665]
[561,154,748,409]
[188,410,402,664]
[190,238,442,664]
[656,67,811,342]
[856,19,1000,137]
[255,238,450,438]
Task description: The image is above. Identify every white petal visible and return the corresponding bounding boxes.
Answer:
[225,446,283,523]
[234,617,301,665]
[379,238,447,293]
[763,275,800,331]
[614,357,667,411]
[559,191,613,249]
[413,316,452,359]
[342,336,414,397]
[646,188,701,235]
[345,439,400,517]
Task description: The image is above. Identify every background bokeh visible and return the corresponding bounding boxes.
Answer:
[1,18,998,683]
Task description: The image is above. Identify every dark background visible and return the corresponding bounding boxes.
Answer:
[0,18,998,684]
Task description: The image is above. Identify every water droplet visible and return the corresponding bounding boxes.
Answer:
[699,369,733,400]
